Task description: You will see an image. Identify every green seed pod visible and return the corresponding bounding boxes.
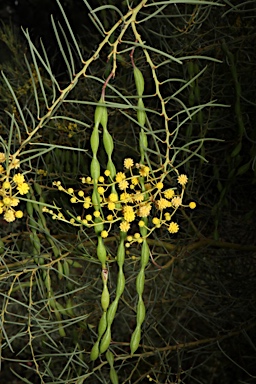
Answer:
[106,298,118,325]
[0,240,4,255]
[66,259,83,268]
[134,66,144,97]
[106,161,116,179]
[137,298,145,325]
[116,269,125,297]
[141,240,149,267]
[110,368,119,384]
[97,237,107,265]
[136,269,145,296]
[103,130,114,156]
[34,182,42,195]
[90,340,100,361]
[106,350,114,366]
[30,232,41,254]
[100,104,108,129]
[57,260,63,279]
[62,259,70,277]
[94,102,104,127]
[130,325,141,355]
[65,298,75,317]
[90,157,101,181]
[137,98,146,127]
[139,131,148,154]
[26,199,34,216]
[231,141,242,158]
[101,284,110,312]
[99,326,111,353]
[98,312,107,338]
[90,128,99,155]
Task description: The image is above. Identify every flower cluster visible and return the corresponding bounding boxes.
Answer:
[44,158,196,241]
[0,152,29,222]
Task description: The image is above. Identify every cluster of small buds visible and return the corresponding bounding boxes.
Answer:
[45,158,196,241]
[0,152,29,222]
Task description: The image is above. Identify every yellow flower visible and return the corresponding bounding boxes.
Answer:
[164,212,171,221]
[138,220,145,227]
[0,165,4,173]
[131,177,139,185]
[3,181,11,189]
[134,233,140,239]
[123,205,135,222]
[133,192,144,203]
[0,153,6,163]
[108,202,115,210]
[139,166,150,177]
[124,158,134,169]
[104,170,111,177]
[93,210,101,218]
[70,197,76,203]
[10,197,19,207]
[152,217,160,225]
[189,202,196,209]
[156,198,171,210]
[164,189,175,199]
[120,221,130,232]
[4,210,15,222]
[107,214,113,221]
[120,192,132,203]
[83,202,90,209]
[156,182,164,190]
[68,188,74,194]
[78,190,84,197]
[171,196,182,208]
[3,197,11,206]
[17,183,30,195]
[137,203,152,217]
[86,214,92,221]
[119,180,129,190]
[109,193,118,202]
[168,222,179,234]
[97,186,105,195]
[177,174,188,186]
[15,210,23,219]
[116,172,126,182]
[101,230,108,238]
[98,176,104,183]
[13,173,25,184]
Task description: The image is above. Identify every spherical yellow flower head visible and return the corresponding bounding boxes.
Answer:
[171,196,182,208]
[67,188,74,194]
[120,192,132,203]
[131,177,139,185]
[118,179,129,190]
[13,173,25,184]
[177,174,188,186]
[189,202,196,209]
[139,166,150,177]
[164,189,175,199]
[133,192,144,203]
[104,170,111,177]
[93,210,101,218]
[123,205,135,222]
[108,202,115,210]
[115,172,126,183]
[134,232,140,239]
[124,158,134,169]
[4,210,15,222]
[78,190,84,197]
[101,230,108,238]
[168,222,179,234]
[17,183,29,195]
[97,186,105,195]
[107,214,113,221]
[98,176,104,183]
[70,197,76,203]
[3,197,12,206]
[152,217,160,225]
[138,220,145,227]
[83,202,90,209]
[156,181,164,190]
[164,212,171,221]
[137,203,152,217]
[10,197,19,207]
[120,221,130,232]
[0,153,6,163]
[109,193,118,203]
[15,210,23,219]
[157,198,171,210]
[86,214,92,221]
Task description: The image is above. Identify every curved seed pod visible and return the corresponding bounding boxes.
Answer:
[136,298,145,325]
[103,129,114,156]
[116,269,125,297]
[57,260,63,280]
[100,103,108,129]
[99,326,111,354]
[97,237,107,264]
[134,66,144,97]
[110,368,119,384]
[90,340,100,361]
[106,161,116,179]
[130,325,141,355]
[106,350,114,366]
[136,269,145,296]
[137,98,146,127]
[94,101,105,127]
[90,127,100,155]
[101,284,110,312]
[62,259,70,277]
[26,198,34,216]
[98,312,107,338]
[90,157,101,181]
[106,298,118,325]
